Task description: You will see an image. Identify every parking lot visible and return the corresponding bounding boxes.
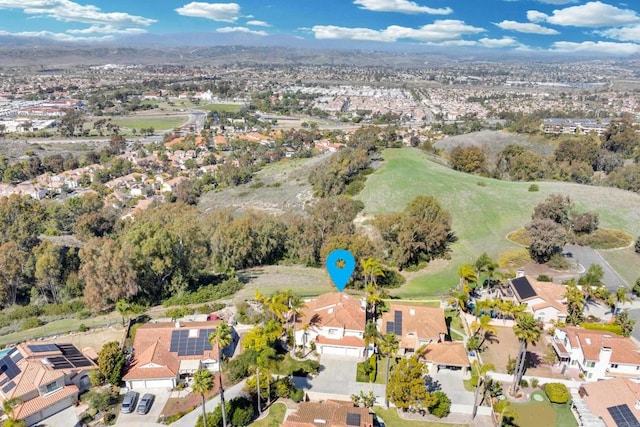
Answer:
[115,388,171,427]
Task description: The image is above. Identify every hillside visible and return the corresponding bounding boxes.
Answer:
[356,147,640,297]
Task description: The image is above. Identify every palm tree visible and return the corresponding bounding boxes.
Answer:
[471,314,497,349]
[448,288,469,314]
[252,347,277,414]
[209,323,233,427]
[365,284,383,321]
[472,362,495,419]
[608,287,632,315]
[511,313,542,396]
[378,332,399,408]
[361,257,385,288]
[458,264,478,291]
[192,369,213,427]
[364,319,380,357]
[564,279,585,325]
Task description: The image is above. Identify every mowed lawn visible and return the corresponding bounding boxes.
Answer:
[511,391,578,427]
[249,402,286,427]
[105,115,188,131]
[356,148,640,297]
[199,103,243,112]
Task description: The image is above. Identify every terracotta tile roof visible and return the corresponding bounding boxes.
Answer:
[123,341,179,381]
[126,321,225,380]
[421,342,470,367]
[296,293,365,332]
[13,384,78,420]
[563,326,640,365]
[283,400,373,427]
[581,378,640,427]
[316,335,365,348]
[382,304,447,346]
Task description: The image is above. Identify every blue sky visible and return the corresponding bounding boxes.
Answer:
[1,0,640,55]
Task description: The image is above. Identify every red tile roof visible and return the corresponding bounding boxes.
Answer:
[283,400,373,427]
[563,326,640,365]
[382,304,447,347]
[296,293,365,332]
[13,385,78,420]
[421,342,470,367]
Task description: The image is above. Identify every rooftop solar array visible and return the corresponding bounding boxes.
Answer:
[511,277,537,300]
[58,344,93,367]
[346,413,361,426]
[170,329,215,356]
[0,357,21,381]
[607,404,640,427]
[48,356,73,370]
[28,344,59,353]
[2,381,16,393]
[385,310,403,335]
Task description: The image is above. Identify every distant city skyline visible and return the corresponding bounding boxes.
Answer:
[0,0,639,55]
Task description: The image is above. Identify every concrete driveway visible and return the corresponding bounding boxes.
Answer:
[426,369,474,405]
[115,388,171,427]
[292,355,386,404]
[564,244,627,290]
[33,405,82,427]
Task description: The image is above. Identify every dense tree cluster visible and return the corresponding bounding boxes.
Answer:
[449,145,487,174]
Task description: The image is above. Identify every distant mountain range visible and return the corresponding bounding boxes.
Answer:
[0,32,637,67]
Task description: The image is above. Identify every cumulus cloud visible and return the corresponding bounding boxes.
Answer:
[598,24,640,42]
[528,1,640,27]
[0,0,154,27]
[478,36,522,48]
[312,20,483,43]
[552,40,640,54]
[175,2,241,23]
[494,20,559,35]
[246,20,270,27]
[216,26,268,36]
[353,0,452,15]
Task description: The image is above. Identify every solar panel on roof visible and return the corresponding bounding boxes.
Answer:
[170,328,215,357]
[10,352,23,363]
[511,277,537,300]
[0,357,21,380]
[48,356,73,370]
[28,344,58,353]
[346,413,361,426]
[2,381,15,393]
[607,404,640,427]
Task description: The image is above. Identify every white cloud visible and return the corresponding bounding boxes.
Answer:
[478,36,522,48]
[353,0,452,15]
[527,10,548,22]
[538,0,575,4]
[598,24,640,42]
[0,0,155,27]
[175,2,241,23]
[312,20,483,43]
[529,1,640,27]
[494,20,559,35]
[552,40,640,54]
[67,25,147,35]
[216,26,268,36]
[246,20,270,27]
[0,29,113,42]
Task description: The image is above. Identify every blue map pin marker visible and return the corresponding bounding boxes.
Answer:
[326,249,356,292]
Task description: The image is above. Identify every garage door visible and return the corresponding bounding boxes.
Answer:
[320,346,361,357]
[129,379,174,389]
[25,395,74,426]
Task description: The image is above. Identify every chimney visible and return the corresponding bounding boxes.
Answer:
[516,270,525,278]
[175,321,181,328]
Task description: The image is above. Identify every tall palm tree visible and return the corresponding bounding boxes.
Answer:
[257,347,277,406]
[564,279,585,325]
[209,323,233,427]
[365,284,383,321]
[378,332,399,408]
[448,288,469,314]
[361,257,385,288]
[364,319,380,357]
[608,287,632,315]
[192,369,214,427]
[472,362,495,419]
[511,313,542,396]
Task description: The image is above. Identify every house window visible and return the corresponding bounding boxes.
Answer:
[45,382,61,393]
[610,364,619,369]
[586,361,595,368]
[588,373,593,379]
[328,329,338,335]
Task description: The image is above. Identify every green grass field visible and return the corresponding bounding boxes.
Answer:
[510,391,577,427]
[373,407,468,427]
[102,115,189,131]
[198,103,243,113]
[249,402,286,427]
[357,148,640,297]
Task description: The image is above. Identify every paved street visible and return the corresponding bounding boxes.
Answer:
[292,355,387,404]
[564,244,627,290]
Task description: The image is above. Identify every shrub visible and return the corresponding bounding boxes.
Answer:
[547,253,570,270]
[291,387,305,403]
[580,322,623,335]
[528,184,539,192]
[519,379,529,388]
[22,317,43,330]
[498,248,531,269]
[544,382,569,404]
[429,391,451,418]
[78,324,88,332]
[275,377,294,398]
[574,228,633,249]
[368,354,377,383]
[195,302,225,314]
[162,277,243,307]
[537,274,552,282]
[531,378,539,388]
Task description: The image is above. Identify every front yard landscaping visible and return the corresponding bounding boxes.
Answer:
[249,402,287,426]
[510,390,577,427]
